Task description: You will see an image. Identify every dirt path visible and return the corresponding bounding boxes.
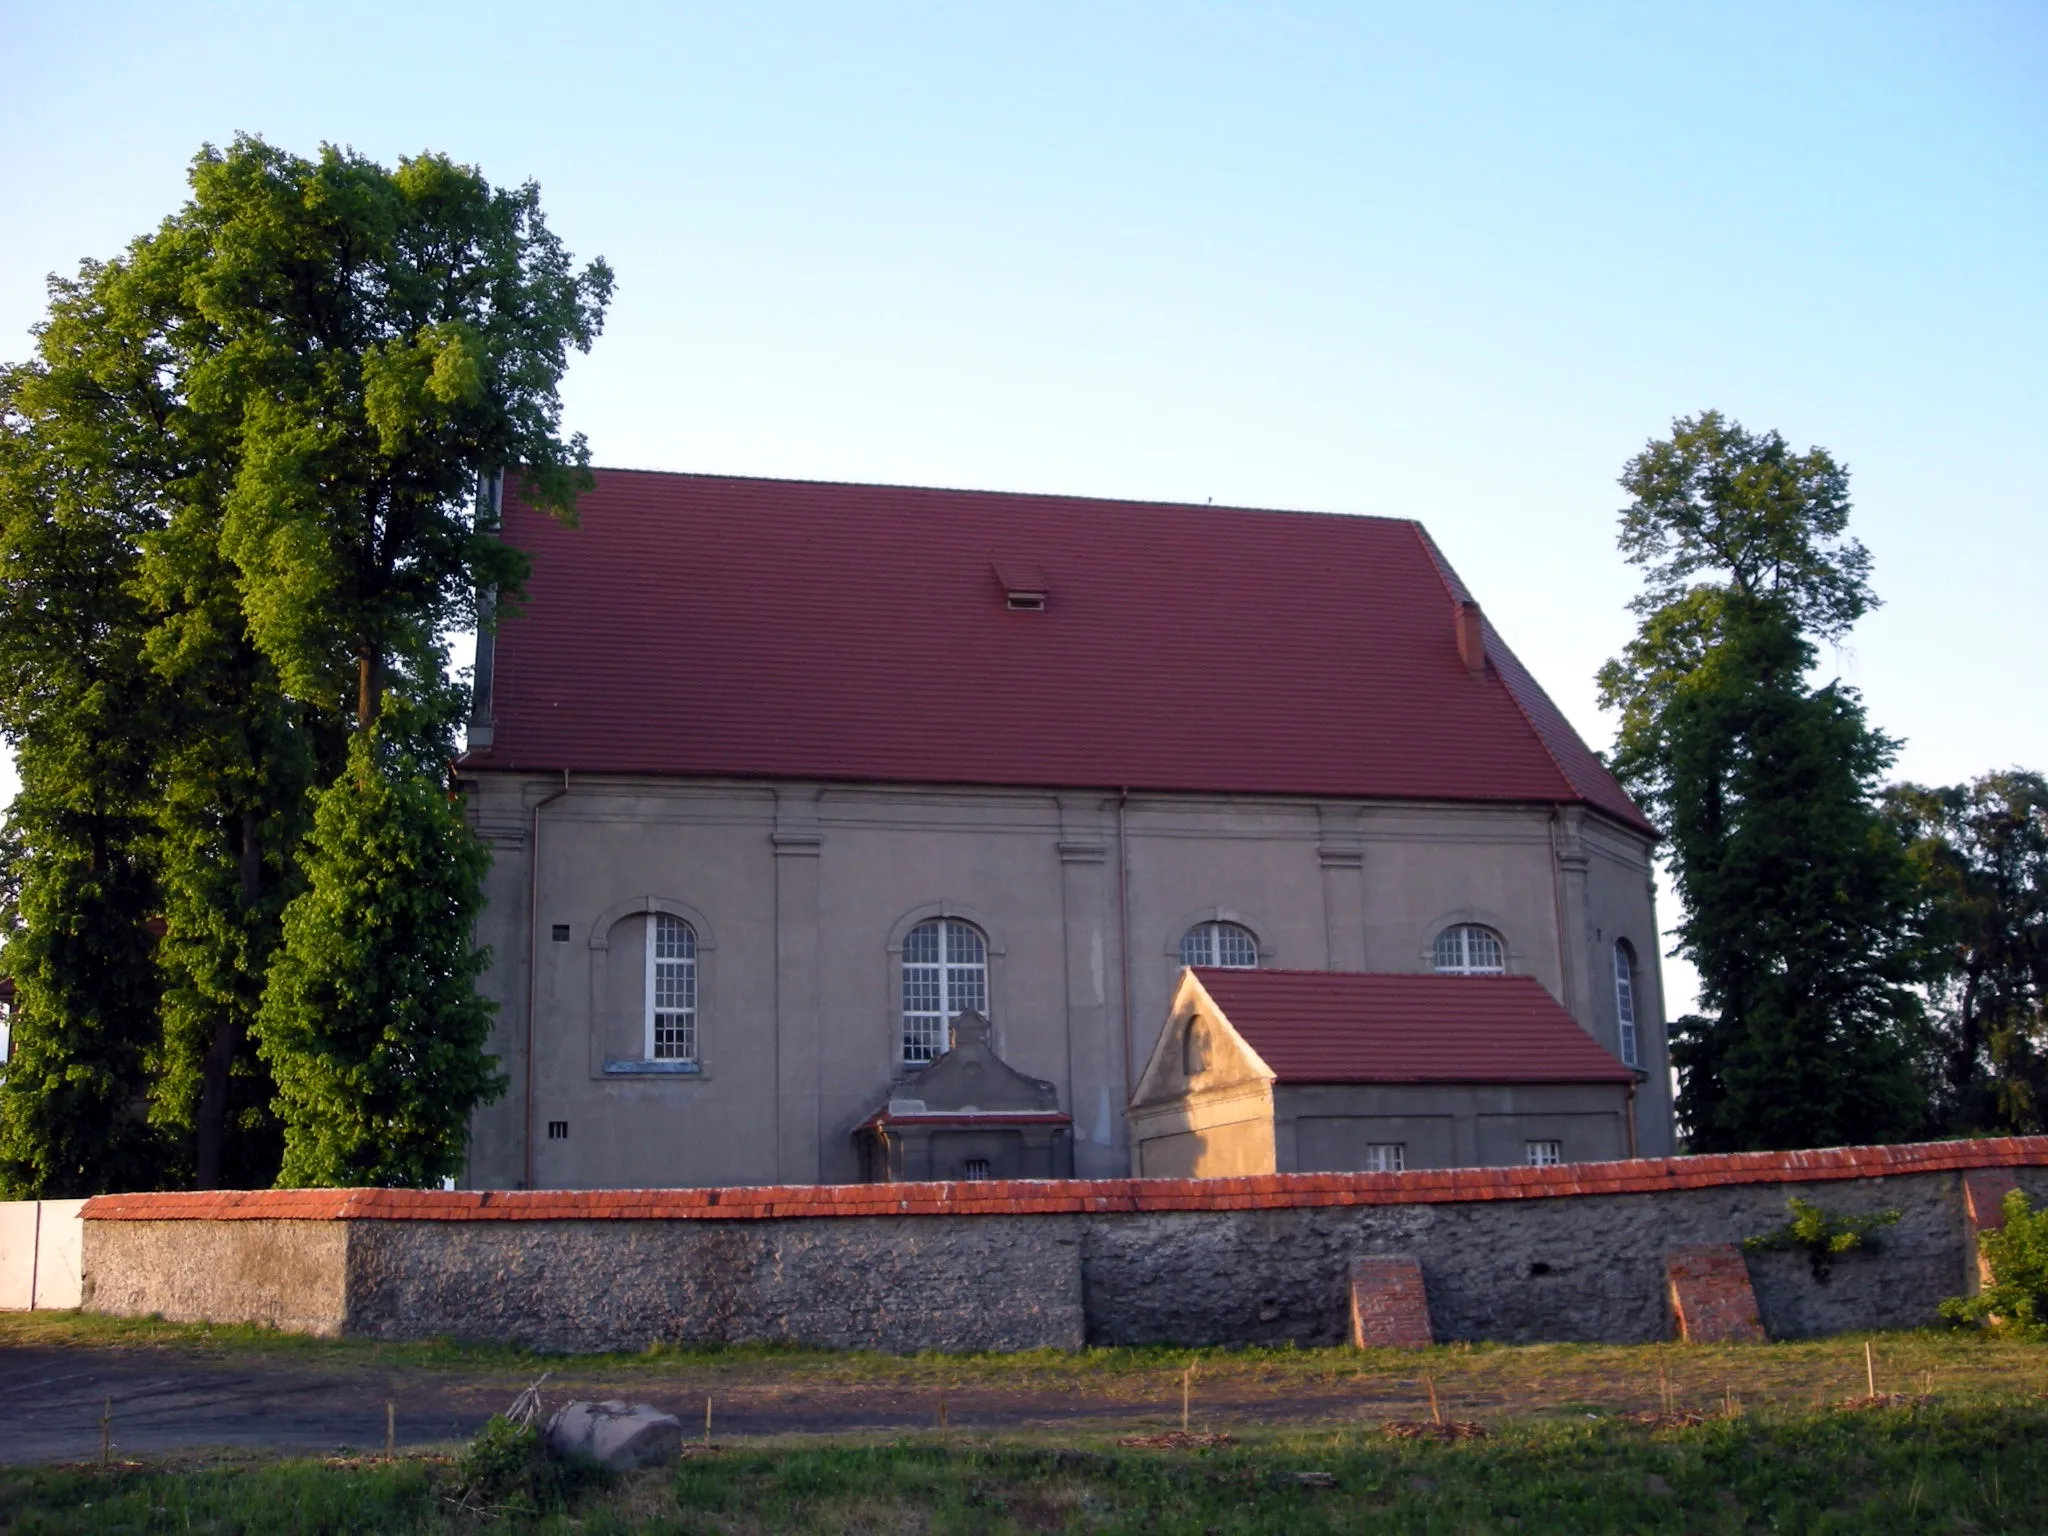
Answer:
[9,1327,2027,1466]
[0,1347,1414,1465]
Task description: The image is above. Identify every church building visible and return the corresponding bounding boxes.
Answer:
[455,469,1672,1189]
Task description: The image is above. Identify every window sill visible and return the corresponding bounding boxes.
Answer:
[603,1059,702,1076]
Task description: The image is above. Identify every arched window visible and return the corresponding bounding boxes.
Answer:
[901,918,987,1065]
[647,912,697,1061]
[1181,921,1259,969]
[1432,924,1505,975]
[1613,940,1639,1067]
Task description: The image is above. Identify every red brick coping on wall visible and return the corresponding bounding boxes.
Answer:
[81,1136,2048,1223]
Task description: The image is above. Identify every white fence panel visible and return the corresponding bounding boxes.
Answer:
[0,1198,88,1309]
[33,1199,86,1308]
[0,1201,34,1309]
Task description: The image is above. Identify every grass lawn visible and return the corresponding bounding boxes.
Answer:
[3,1403,2047,1533]
[3,1318,2045,1531]
[4,1310,2045,1415]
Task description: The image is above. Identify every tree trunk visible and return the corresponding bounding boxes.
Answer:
[357,652,379,731]
[193,1019,237,1191]
[194,809,264,1190]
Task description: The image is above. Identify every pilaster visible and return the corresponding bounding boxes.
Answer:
[773,786,823,1183]
[1317,803,1366,971]
[1550,808,1595,1034]
[1057,795,1124,1176]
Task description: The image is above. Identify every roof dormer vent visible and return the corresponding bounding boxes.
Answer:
[992,559,1049,613]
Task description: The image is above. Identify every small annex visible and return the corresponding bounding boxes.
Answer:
[854,1013,1074,1182]
[1130,968,1642,1177]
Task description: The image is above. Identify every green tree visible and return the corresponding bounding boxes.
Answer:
[172,136,612,732]
[1885,772,2048,1134]
[163,135,608,1184]
[0,134,608,1192]
[0,176,337,1192]
[0,373,171,1195]
[1598,411,1930,1151]
[147,637,333,1190]
[256,734,501,1187]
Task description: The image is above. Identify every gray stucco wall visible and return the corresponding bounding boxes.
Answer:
[82,1162,2048,1352]
[463,774,1673,1194]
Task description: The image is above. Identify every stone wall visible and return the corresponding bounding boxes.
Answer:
[80,1138,2048,1352]
[345,1215,1085,1353]
[1077,1170,1980,1346]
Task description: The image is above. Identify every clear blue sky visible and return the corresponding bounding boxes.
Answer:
[4,2,2044,1006]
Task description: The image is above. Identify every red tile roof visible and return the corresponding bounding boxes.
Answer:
[1192,969,1639,1084]
[466,470,1650,834]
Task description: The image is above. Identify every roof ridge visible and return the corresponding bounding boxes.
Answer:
[1407,523,1583,804]
[569,465,1425,528]
[1407,523,1653,839]
[1487,625,1656,837]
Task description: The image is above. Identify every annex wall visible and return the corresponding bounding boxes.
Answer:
[79,1138,2047,1353]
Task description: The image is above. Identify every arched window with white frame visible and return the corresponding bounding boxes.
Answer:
[1613,939,1640,1067]
[1181,920,1259,969]
[1432,923,1505,975]
[646,912,698,1062]
[901,918,987,1065]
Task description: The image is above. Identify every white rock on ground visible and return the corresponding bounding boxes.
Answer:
[543,1400,684,1471]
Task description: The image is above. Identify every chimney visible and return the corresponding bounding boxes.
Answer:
[1456,601,1486,676]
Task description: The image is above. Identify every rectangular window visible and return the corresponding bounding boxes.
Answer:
[1525,1139,1563,1167]
[1364,1143,1405,1173]
[901,919,988,1065]
[962,1158,991,1181]
[547,1120,569,1140]
[1614,946,1640,1068]
[647,913,698,1062]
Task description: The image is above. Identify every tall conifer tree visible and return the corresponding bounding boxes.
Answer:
[259,733,498,1187]
[0,370,172,1195]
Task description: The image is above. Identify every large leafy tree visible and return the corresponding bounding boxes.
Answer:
[1885,772,2048,1134]
[1598,411,1930,1151]
[0,135,610,1192]
[180,137,612,731]
[177,138,611,1182]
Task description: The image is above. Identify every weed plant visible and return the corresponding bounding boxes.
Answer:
[1943,1189,2048,1338]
